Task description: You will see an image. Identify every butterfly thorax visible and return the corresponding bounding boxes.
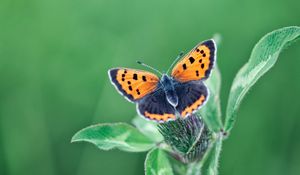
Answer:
[160,74,178,107]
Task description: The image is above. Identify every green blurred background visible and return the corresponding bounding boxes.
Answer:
[0,0,300,174]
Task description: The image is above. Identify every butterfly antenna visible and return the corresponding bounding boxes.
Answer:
[136,61,163,76]
[166,51,184,74]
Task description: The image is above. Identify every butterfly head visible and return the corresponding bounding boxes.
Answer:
[160,73,168,81]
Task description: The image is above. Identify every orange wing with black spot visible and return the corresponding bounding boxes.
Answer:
[171,40,216,82]
[109,68,159,102]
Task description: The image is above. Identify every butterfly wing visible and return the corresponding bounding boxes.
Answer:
[109,68,159,102]
[171,39,216,82]
[174,80,209,118]
[137,88,176,122]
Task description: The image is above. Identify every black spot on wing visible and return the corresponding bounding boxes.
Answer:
[136,89,141,95]
[189,57,195,64]
[142,75,147,82]
[133,73,138,80]
[201,64,204,69]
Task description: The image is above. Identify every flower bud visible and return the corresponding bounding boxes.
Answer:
[158,114,211,163]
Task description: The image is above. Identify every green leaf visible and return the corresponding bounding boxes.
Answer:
[200,64,223,132]
[71,123,155,152]
[169,157,188,175]
[132,116,164,143]
[225,26,300,132]
[185,162,201,175]
[145,148,174,175]
[201,136,223,175]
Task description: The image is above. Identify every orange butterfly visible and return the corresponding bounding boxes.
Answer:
[109,39,216,122]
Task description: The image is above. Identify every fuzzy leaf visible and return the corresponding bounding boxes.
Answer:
[145,148,174,175]
[132,116,163,143]
[200,64,223,132]
[185,162,201,175]
[225,26,300,132]
[169,157,188,175]
[71,123,155,152]
[202,136,223,175]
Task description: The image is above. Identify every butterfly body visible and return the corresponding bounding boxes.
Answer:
[160,74,178,107]
[109,39,216,122]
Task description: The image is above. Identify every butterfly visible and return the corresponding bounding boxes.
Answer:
[108,39,216,122]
